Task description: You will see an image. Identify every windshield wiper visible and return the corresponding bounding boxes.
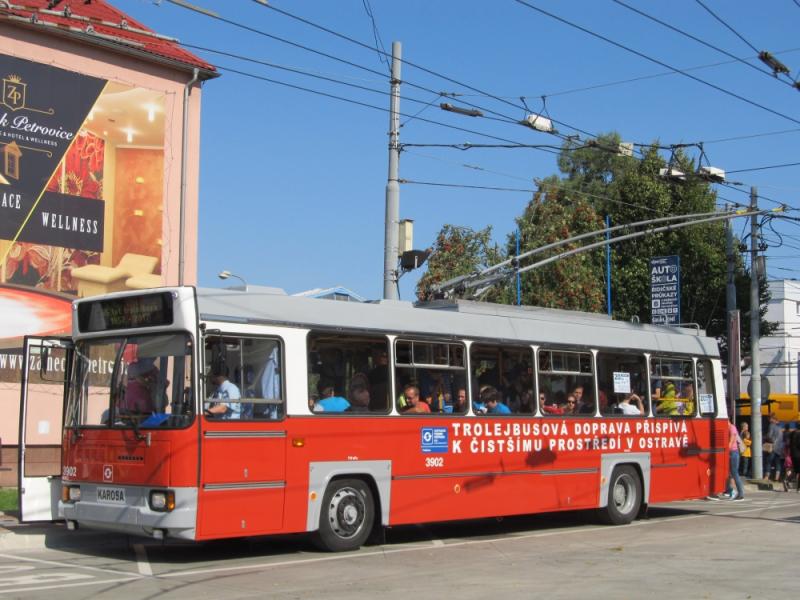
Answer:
[117,413,147,441]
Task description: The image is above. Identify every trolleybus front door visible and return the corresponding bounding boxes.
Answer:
[198,415,287,537]
[18,336,72,522]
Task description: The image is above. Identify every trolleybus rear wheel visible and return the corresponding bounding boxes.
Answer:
[600,465,641,525]
[314,478,374,552]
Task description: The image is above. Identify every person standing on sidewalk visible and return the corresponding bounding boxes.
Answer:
[739,421,752,478]
[723,420,745,500]
[765,416,783,481]
[789,426,800,492]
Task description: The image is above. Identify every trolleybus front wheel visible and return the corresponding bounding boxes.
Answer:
[600,465,641,525]
[314,478,375,552]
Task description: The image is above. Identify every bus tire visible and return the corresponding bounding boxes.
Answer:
[599,465,641,525]
[313,478,374,552]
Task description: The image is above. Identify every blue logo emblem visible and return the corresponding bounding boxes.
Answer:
[421,427,448,453]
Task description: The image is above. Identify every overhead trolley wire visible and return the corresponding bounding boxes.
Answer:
[694,0,760,55]
[250,0,601,140]
[166,0,593,142]
[512,0,800,127]
[212,63,562,152]
[727,161,800,174]
[612,0,797,90]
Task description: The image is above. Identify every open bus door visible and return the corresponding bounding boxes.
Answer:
[18,336,72,522]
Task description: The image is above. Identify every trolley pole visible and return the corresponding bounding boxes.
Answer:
[749,187,763,479]
[383,41,402,300]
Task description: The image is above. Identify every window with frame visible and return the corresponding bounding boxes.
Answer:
[696,359,717,416]
[395,340,467,414]
[470,344,533,415]
[650,356,695,417]
[308,333,390,413]
[597,352,648,416]
[538,349,595,416]
[204,335,283,420]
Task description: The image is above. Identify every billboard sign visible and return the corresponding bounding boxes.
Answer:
[650,255,680,326]
[0,56,106,250]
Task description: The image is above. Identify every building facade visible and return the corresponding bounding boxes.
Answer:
[0,0,216,484]
[759,279,800,395]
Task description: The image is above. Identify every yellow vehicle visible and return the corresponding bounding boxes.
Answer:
[737,393,799,423]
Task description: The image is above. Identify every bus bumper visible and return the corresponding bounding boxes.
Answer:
[59,484,198,540]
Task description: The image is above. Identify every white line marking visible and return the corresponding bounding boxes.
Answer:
[133,544,153,577]
[0,576,140,595]
[158,496,800,580]
[0,553,141,578]
[430,539,445,547]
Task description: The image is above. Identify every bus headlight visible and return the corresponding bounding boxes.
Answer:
[149,490,175,512]
[61,485,81,503]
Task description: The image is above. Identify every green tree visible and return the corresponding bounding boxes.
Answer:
[511,178,606,311]
[417,132,774,359]
[416,224,501,301]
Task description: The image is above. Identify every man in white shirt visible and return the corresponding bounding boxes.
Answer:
[617,393,645,415]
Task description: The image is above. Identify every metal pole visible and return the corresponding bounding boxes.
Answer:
[516,229,521,305]
[725,209,739,420]
[749,186,763,479]
[179,68,199,287]
[383,41,402,300]
[605,215,612,316]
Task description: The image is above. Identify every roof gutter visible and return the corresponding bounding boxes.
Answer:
[178,67,200,286]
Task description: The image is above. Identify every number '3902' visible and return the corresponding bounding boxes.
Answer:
[425,457,444,468]
[62,465,77,478]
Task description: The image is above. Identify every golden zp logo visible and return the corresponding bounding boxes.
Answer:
[2,74,26,111]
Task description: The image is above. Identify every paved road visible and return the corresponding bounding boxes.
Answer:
[0,489,797,599]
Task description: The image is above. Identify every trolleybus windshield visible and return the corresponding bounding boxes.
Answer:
[66,333,194,430]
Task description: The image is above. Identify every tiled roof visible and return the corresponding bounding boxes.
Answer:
[0,0,217,78]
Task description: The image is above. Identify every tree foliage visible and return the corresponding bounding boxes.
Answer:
[511,179,605,311]
[416,132,774,356]
[416,224,501,302]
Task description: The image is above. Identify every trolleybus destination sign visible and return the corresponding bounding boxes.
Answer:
[650,255,680,326]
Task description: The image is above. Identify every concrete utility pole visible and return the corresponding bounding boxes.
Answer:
[749,186,763,479]
[725,209,740,419]
[383,41,402,300]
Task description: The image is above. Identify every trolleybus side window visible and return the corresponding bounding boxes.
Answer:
[696,359,717,416]
[597,352,648,417]
[395,340,467,414]
[538,349,595,416]
[66,333,194,429]
[307,333,390,413]
[204,335,283,420]
[651,357,695,417]
[470,344,534,415]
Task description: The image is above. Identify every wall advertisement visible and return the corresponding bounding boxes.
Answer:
[0,54,168,455]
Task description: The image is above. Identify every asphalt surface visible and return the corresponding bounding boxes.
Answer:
[0,483,797,599]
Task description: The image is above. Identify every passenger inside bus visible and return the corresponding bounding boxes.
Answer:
[616,393,645,415]
[120,358,159,414]
[308,333,391,413]
[313,382,350,412]
[573,385,596,414]
[481,386,512,414]
[346,383,370,412]
[206,366,242,419]
[400,383,430,413]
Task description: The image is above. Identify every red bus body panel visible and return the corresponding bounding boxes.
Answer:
[63,414,728,540]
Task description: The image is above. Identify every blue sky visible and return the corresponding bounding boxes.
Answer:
[117,0,800,300]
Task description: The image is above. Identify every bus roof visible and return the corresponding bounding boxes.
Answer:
[196,287,719,357]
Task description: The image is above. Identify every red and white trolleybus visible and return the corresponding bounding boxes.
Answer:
[27,286,728,551]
